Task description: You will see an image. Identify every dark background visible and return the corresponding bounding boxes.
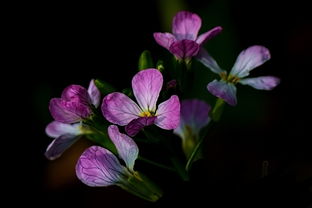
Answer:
[6,0,312,207]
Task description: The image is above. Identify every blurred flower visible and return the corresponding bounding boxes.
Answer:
[76,125,162,201]
[174,99,211,158]
[197,46,280,106]
[45,121,91,160]
[102,69,180,136]
[49,79,101,123]
[154,11,222,61]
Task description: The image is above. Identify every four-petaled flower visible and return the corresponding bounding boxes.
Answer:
[197,45,280,106]
[49,79,101,123]
[154,11,222,61]
[102,69,180,137]
[174,99,211,158]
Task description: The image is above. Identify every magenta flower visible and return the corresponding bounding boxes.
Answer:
[75,125,162,201]
[174,99,211,158]
[102,69,180,137]
[49,79,101,123]
[197,46,280,106]
[154,11,222,60]
[76,125,138,187]
[45,121,88,160]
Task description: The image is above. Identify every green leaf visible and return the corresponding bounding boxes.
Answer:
[94,79,116,95]
[138,50,154,70]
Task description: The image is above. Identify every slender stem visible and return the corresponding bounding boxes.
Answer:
[185,137,204,172]
[170,157,189,181]
[212,98,225,122]
[138,156,176,172]
[185,121,216,172]
[143,128,189,181]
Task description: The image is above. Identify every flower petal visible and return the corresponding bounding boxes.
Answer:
[88,79,101,108]
[45,134,81,160]
[45,121,82,138]
[169,39,200,59]
[108,125,139,170]
[196,26,223,45]
[239,76,280,90]
[174,99,211,138]
[125,116,156,137]
[230,45,271,78]
[153,32,176,50]
[132,69,163,112]
[155,95,180,130]
[172,11,201,40]
[61,84,90,105]
[76,146,124,187]
[196,48,224,74]
[49,98,91,123]
[207,80,237,106]
[101,92,141,126]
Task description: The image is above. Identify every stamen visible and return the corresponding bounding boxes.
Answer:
[220,71,228,80]
[226,74,240,84]
[140,111,153,117]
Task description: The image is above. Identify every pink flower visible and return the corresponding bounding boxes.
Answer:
[45,80,100,160]
[197,46,280,106]
[49,79,101,123]
[154,11,222,60]
[76,125,138,187]
[102,69,180,136]
[75,125,162,201]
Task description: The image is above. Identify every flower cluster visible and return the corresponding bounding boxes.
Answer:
[44,11,280,202]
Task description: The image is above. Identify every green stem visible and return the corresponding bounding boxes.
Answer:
[211,98,225,122]
[185,137,204,172]
[170,156,189,181]
[143,128,189,181]
[185,121,216,172]
[138,156,176,172]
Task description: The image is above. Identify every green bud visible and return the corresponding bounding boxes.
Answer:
[138,50,154,70]
[156,60,165,71]
[94,79,115,95]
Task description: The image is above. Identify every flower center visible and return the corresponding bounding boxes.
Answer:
[220,72,240,84]
[140,111,154,117]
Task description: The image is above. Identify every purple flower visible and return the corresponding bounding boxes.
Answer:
[45,121,86,160]
[49,79,101,123]
[102,69,180,137]
[197,46,280,106]
[154,11,222,60]
[75,125,162,201]
[174,99,211,158]
[75,125,138,187]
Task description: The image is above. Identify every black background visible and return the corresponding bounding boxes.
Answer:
[5,0,312,207]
